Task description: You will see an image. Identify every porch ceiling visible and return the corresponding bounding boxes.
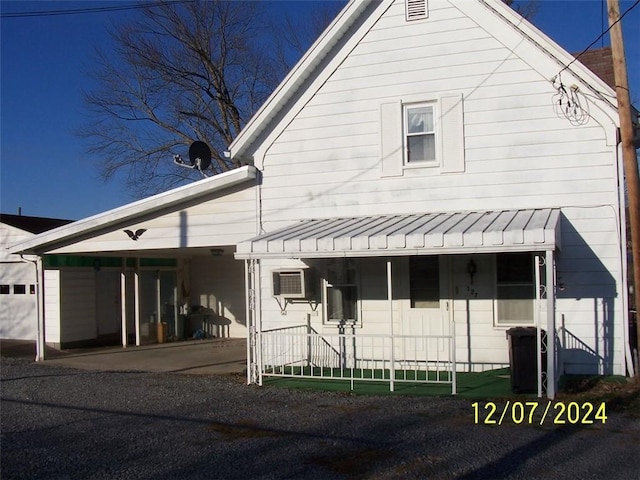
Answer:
[235,208,561,259]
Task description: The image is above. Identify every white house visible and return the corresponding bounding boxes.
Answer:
[10,0,636,398]
[229,0,635,397]
[1,214,72,340]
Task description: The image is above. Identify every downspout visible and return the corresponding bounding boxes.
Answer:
[20,254,45,361]
[616,139,636,377]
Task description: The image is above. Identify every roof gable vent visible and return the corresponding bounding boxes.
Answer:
[406,0,428,21]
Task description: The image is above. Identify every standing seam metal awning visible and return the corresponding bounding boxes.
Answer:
[235,208,561,259]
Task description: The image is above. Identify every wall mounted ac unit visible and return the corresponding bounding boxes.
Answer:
[272,269,308,299]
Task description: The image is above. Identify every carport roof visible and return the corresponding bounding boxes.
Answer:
[10,166,258,255]
[235,208,561,259]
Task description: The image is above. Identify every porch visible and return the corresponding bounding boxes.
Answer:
[237,209,561,399]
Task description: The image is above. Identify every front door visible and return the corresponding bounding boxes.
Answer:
[401,256,451,364]
[95,270,121,338]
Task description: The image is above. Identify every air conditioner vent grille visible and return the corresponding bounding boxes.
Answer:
[272,269,309,299]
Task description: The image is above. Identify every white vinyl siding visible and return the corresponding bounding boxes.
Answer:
[59,270,97,343]
[49,186,256,254]
[189,255,248,338]
[44,270,61,344]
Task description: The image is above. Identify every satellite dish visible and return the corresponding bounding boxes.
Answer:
[189,141,212,171]
[173,141,212,177]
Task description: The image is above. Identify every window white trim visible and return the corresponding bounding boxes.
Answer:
[493,253,536,327]
[403,101,439,167]
[322,258,360,325]
[379,93,464,177]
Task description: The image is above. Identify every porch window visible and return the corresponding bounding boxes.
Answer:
[325,258,358,323]
[410,256,440,308]
[495,253,534,325]
[405,103,436,164]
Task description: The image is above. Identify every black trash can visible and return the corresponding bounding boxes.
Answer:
[506,327,546,394]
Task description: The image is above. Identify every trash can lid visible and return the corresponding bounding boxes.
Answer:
[506,327,539,336]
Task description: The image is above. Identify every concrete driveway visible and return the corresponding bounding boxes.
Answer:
[0,338,247,376]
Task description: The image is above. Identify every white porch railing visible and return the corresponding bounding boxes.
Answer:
[258,327,456,394]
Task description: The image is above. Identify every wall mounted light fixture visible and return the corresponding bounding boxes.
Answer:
[467,258,477,284]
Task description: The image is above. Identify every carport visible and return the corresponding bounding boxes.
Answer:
[9,166,258,361]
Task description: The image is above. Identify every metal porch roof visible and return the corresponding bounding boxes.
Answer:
[235,209,561,259]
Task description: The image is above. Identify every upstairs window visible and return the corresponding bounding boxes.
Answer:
[405,103,436,164]
[380,94,464,177]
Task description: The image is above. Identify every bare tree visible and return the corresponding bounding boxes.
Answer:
[81,0,536,198]
[80,1,281,197]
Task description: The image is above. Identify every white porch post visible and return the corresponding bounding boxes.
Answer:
[135,259,141,346]
[245,260,251,383]
[120,258,127,348]
[35,256,45,361]
[387,259,394,392]
[255,259,263,386]
[546,249,556,399]
[535,254,543,398]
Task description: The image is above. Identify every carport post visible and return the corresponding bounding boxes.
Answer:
[120,259,127,347]
[35,256,45,361]
[135,259,141,346]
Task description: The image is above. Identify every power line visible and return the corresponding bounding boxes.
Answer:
[0,1,194,19]
[558,0,639,76]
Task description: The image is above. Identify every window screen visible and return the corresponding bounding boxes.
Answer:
[410,256,440,308]
[496,253,534,325]
[405,104,436,163]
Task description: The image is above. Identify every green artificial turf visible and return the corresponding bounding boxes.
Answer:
[262,367,515,398]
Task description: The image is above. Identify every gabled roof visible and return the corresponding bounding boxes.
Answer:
[228,0,618,161]
[1,214,73,234]
[10,165,258,255]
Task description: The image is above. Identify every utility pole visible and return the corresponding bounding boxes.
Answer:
[607,0,640,377]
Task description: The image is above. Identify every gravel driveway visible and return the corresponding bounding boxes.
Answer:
[1,357,639,479]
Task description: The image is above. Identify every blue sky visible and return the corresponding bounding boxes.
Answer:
[1,0,639,221]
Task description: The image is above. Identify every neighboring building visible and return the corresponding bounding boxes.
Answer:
[1,214,72,340]
[10,0,636,398]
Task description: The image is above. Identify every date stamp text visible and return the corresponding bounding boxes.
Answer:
[472,401,607,425]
